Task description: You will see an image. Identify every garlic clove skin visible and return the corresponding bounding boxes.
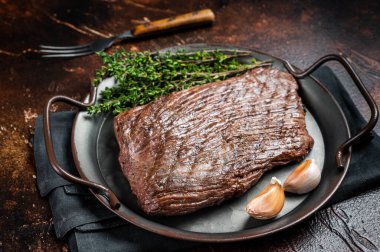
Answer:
[245,177,285,220]
[283,159,321,194]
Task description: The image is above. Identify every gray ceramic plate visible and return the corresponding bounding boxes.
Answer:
[71,44,351,242]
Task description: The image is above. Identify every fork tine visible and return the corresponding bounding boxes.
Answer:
[39,46,91,54]
[41,51,93,58]
[40,44,89,50]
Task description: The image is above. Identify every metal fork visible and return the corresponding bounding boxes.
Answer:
[39,9,215,58]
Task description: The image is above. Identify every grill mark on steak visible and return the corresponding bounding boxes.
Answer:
[114,67,314,216]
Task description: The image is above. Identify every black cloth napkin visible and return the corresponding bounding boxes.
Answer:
[33,66,380,251]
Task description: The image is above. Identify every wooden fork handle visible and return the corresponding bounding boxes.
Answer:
[132,9,215,37]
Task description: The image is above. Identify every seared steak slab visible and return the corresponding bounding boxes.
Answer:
[114,67,314,216]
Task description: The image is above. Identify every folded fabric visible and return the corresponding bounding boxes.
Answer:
[313,67,380,205]
[34,112,117,238]
[33,66,380,251]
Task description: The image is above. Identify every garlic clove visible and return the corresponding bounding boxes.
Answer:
[283,159,321,194]
[245,177,285,220]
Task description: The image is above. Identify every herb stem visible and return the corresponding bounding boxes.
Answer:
[88,49,271,115]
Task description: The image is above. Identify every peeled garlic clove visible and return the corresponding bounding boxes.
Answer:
[245,177,285,220]
[283,159,321,194]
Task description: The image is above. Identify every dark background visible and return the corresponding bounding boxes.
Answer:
[0,0,379,251]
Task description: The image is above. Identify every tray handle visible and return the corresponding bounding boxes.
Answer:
[284,54,379,169]
[43,86,121,209]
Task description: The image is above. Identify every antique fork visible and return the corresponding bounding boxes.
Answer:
[39,9,215,58]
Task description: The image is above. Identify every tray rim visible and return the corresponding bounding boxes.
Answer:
[70,44,352,242]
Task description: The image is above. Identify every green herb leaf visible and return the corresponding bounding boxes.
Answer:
[88,49,271,115]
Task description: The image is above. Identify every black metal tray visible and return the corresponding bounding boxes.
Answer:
[43,44,378,242]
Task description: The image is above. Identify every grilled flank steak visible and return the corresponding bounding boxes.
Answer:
[114,67,314,215]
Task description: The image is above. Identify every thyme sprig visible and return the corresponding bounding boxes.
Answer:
[88,49,271,114]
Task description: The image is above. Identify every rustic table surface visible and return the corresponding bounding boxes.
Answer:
[1,0,379,251]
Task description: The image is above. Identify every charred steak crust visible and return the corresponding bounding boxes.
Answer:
[114,67,314,216]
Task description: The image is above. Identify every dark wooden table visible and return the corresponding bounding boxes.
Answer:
[1,0,379,251]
